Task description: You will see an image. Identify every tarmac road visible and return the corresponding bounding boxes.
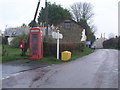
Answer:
[2,49,118,88]
[2,60,50,79]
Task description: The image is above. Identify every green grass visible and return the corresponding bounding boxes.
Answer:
[69,48,93,61]
[33,48,93,64]
[2,45,29,63]
[2,45,93,64]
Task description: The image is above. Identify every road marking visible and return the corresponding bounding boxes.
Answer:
[2,72,24,80]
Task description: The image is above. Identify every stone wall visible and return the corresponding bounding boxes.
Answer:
[55,19,83,43]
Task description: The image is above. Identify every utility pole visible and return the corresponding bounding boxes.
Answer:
[45,0,48,42]
[32,0,40,27]
[25,0,41,56]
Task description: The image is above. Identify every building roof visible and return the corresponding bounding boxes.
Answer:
[4,27,30,37]
[54,18,84,29]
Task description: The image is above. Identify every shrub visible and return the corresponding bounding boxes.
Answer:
[103,38,119,49]
[43,42,85,57]
[10,33,29,48]
[2,37,8,44]
[60,42,85,52]
[118,37,120,49]
[2,45,8,56]
[0,36,2,44]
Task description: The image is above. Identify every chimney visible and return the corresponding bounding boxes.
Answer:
[101,33,102,38]
[104,33,105,39]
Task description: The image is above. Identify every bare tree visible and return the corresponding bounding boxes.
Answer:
[70,2,94,22]
[108,33,115,39]
[90,24,97,34]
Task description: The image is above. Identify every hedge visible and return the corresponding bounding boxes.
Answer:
[103,37,120,49]
[43,42,85,57]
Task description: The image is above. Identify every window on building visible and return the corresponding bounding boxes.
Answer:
[64,22,71,29]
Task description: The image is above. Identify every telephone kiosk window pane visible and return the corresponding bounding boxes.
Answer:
[32,34,38,50]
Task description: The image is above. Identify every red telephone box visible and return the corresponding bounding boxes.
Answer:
[29,27,43,60]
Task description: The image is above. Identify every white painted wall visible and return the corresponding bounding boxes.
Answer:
[8,37,14,45]
[81,29,87,42]
[92,38,106,48]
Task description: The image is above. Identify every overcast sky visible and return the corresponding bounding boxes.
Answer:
[0,0,119,38]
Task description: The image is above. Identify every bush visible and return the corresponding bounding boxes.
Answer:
[103,38,119,49]
[0,36,2,44]
[43,42,85,57]
[60,42,85,52]
[10,33,29,48]
[118,37,120,49]
[2,45,8,56]
[2,37,8,44]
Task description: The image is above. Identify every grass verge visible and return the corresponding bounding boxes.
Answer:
[32,48,93,64]
[2,45,29,63]
[2,45,93,64]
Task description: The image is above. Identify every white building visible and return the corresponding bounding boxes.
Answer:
[92,37,107,48]
[4,27,30,45]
